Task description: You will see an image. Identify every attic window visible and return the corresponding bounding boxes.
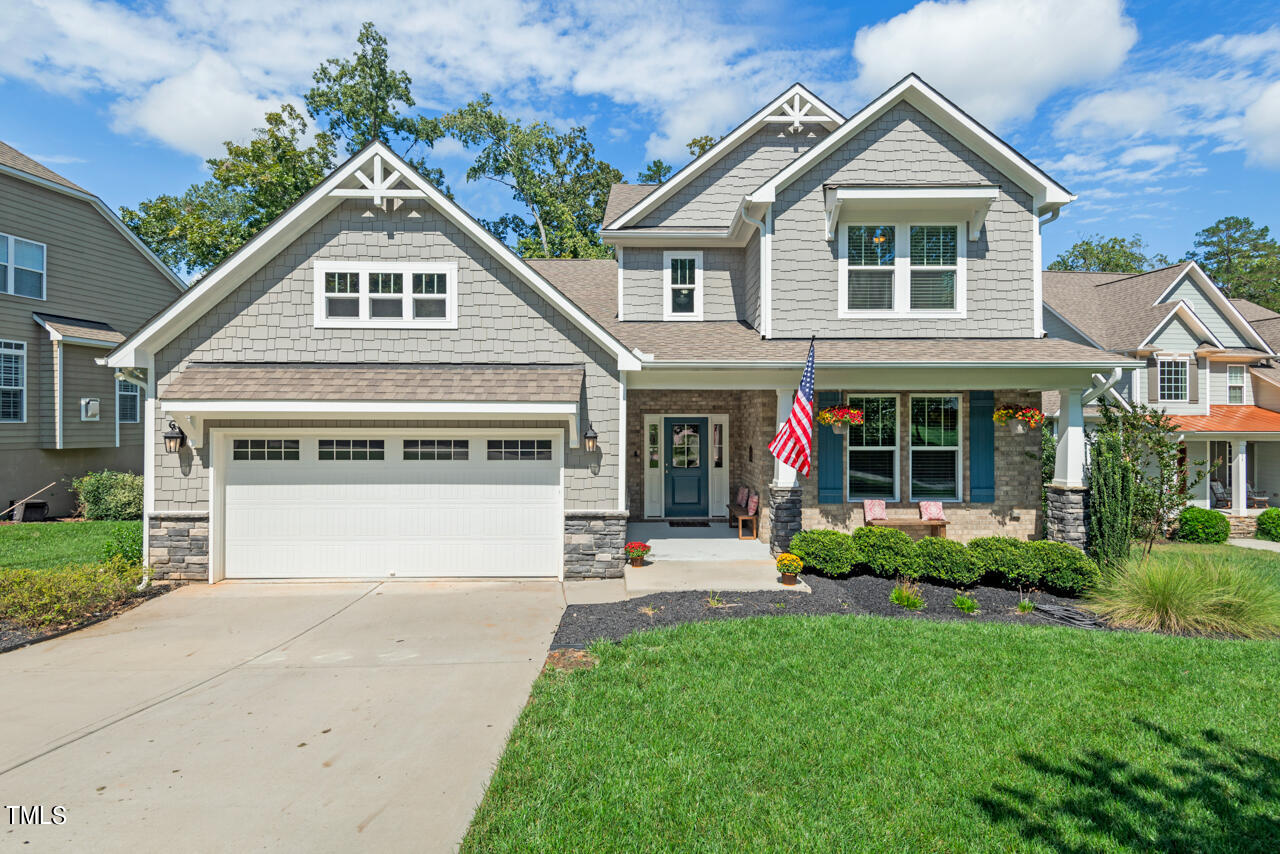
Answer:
[314,263,458,329]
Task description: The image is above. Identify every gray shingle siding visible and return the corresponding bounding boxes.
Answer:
[769,104,1036,338]
[743,229,761,328]
[1160,277,1249,348]
[621,246,750,322]
[152,199,621,512]
[638,127,829,228]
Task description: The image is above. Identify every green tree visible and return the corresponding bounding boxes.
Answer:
[686,135,720,158]
[1048,233,1170,273]
[304,21,444,186]
[1185,216,1280,310]
[442,94,622,258]
[637,159,673,184]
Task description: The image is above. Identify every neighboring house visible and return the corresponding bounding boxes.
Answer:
[0,142,185,517]
[107,75,1131,583]
[1043,263,1280,518]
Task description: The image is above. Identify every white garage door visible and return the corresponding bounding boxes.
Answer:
[221,432,563,579]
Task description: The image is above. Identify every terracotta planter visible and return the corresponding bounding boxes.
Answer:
[630,556,645,568]
[780,572,799,586]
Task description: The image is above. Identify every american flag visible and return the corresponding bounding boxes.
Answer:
[768,340,816,477]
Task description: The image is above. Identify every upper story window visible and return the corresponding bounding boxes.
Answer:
[662,251,703,321]
[117,379,140,424]
[0,232,46,300]
[1228,365,1245,404]
[838,222,965,319]
[0,340,26,422]
[313,262,458,329]
[1158,359,1189,402]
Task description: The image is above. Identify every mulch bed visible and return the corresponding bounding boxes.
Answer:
[552,573,1098,649]
[0,582,177,654]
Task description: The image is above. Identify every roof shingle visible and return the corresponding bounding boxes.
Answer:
[32,313,125,344]
[0,141,88,193]
[601,183,659,227]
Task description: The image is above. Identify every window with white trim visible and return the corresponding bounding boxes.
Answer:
[233,439,300,461]
[404,439,469,461]
[0,340,25,422]
[487,439,552,461]
[1228,365,1245,405]
[0,232,45,300]
[117,379,139,424]
[1158,359,1189,402]
[847,395,898,500]
[839,222,965,317]
[314,262,457,328]
[319,439,385,461]
[662,251,702,320]
[910,396,961,501]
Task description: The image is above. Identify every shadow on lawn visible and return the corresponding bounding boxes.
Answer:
[975,718,1280,852]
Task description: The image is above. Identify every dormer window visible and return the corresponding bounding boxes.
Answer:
[838,222,966,318]
[314,262,458,329]
[663,251,703,321]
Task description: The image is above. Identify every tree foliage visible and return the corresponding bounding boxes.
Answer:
[1048,233,1170,274]
[441,94,621,258]
[637,159,673,184]
[1185,216,1280,311]
[686,135,720,158]
[1087,431,1135,569]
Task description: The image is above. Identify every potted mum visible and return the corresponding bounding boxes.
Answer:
[993,405,1045,435]
[776,552,803,586]
[624,541,651,568]
[816,406,864,435]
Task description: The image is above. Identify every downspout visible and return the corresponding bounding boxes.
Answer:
[740,205,769,338]
[112,366,152,591]
[1034,207,1060,340]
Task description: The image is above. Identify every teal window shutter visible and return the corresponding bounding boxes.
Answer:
[969,391,995,503]
[816,391,843,503]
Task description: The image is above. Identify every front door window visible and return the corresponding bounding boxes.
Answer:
[671,422,701,468]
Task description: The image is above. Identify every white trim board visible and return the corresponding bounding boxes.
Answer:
[1139,300,1226,350]
[1152,262,1274,354]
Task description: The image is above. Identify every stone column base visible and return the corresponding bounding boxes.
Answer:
[564,510,628,579]
[148,511,210,581]
[1045,485,1088,549]
[768,486,804,555]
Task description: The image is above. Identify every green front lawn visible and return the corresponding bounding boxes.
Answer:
[0,521,140,570]
[465,616,1280,853]
[1150,541,1280,580]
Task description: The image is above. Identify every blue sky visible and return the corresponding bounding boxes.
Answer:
[2,0,1278,266]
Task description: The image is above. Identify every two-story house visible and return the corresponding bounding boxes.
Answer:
[1,143,184,517]
[106,75,1132,582]
[1043,263,1280,522]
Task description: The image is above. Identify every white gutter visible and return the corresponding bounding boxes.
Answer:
[639,358,1143,370]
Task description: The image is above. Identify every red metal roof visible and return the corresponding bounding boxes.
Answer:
[1172,405,1280,433]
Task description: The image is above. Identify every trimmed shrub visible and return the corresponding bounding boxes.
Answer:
[851,527,919,578]
[1027,540,1100,595]
[100,523,144,565]
[1256,507,1280,542]
[1173,506,1229,545]
[788,529,858,577]
[966,537,1031,586]
[72,471,143,521]
[1087,431,1135,569]
[0,556,144,628]
[915,536,980,586]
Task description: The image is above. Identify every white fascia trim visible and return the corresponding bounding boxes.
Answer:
[108,141,640,372]
[606,83,843,230]
[1153,262,1275,354]
[749,75,1074,210]
[823,186,997,242]
[1139,301,1226,350]
[0,163,186,294]
[1043,304,1105,349]
[639,358,1143,370]
[161,400,580,416]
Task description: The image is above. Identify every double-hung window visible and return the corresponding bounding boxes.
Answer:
[314,262,457,328]
[839,222,964,317]
[0,232,46,300]
[1158,359,1189,402]
[910,396,961,501]
[0,340,25,422]
[662,251,702,320]
[1228,365,1245,404]
[847,395,898,500]
[117,379,140,424]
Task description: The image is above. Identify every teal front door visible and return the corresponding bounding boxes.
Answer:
[664,417,708,517]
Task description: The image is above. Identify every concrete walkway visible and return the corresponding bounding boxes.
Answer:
[626,521,773,561]
[1229,537,1280,552]
[563,561,809,603]
[0,580,564,853]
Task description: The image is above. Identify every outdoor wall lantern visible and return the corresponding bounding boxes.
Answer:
[583,423,599,454]
[163,420,187,454]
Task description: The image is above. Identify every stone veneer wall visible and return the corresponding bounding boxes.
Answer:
[563,510,628,579]
[148,511,209,581]
[1044,486,1088,548]
[769,486,803,555]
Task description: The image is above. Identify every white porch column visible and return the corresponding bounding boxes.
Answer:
[772,387,799,488]
[1232,440,1248,513]
[1053,388,1087,488]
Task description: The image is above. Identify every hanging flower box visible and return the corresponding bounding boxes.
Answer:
[993,405,1046,434]
[817,406,864,435]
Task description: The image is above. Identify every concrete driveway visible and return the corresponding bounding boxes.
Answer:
[0,580,564,853]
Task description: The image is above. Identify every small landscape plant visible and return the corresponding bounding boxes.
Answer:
[1026,540,1100,595]
[889,580,925,611]
[624,542,651,560]
[1173,506,1230,545]
[1257,507,1280,542]
[0,556,144,628]
[1016,598,1036,614]
[852,527,920,578]
[952,593,979,614]
[71,470,144,521]
[100,523,144,565]
[915,537,979,586]
[788,529,858,577]
[966,537,1030,585]
[775,553,803,576]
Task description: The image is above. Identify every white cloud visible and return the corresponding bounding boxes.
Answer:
[1117,144,1181,167]
[850,0,1137,128]
[1241,81,1280,166]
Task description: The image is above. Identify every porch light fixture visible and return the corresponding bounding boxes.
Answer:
[583,423,599,454]
[163,420,186,454]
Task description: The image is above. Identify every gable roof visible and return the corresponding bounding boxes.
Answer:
[603,83,843,230]
[602,183,658,228]
[0,141,185,293]
[749,74,1073,212]
[106,141,640,372]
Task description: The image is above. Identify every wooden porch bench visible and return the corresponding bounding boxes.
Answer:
[866,518,947,541]
[727,488,759,540]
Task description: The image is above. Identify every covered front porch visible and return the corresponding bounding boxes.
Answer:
[1177,406,1280,515]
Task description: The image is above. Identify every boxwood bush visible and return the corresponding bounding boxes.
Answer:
[1256,507,1280,542]
[1026,540,1100,595]
[915,536,980,586]
[966,537,1030,584]
[1173,506,1230,544]
[787,529,859,577]
[851,527,919,578]
[72,471,143,521]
